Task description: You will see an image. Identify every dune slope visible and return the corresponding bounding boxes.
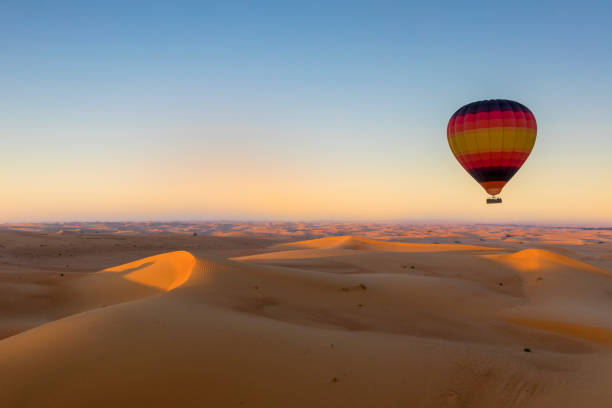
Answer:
[490,249,612,346]
[0,251,195,339]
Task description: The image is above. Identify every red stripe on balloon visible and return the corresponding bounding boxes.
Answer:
[447,111,536,133]
[456,151,529,170]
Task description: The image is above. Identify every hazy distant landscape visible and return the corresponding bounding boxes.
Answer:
[2,220,611,240]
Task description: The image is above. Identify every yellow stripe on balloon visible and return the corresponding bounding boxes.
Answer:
[449,127,536,155]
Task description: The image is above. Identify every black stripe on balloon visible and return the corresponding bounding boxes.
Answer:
[467,167,520,183]
[451,99,532,118]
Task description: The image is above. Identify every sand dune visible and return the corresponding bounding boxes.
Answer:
[277,235,497,251]
[0,251,196,340]
[484,248,612,349]
[1,233,611,407]
[495,248,610,275]
[102,250,196,290]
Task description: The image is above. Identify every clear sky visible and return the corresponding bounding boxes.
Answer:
[2,1,611,224]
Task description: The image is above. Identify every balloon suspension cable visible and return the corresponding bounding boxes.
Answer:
[486,196,502,204]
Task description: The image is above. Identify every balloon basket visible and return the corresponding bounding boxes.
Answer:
[486,197,502,204]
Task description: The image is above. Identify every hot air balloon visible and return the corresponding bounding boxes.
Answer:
[447,99,537,204]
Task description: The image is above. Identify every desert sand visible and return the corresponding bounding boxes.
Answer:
[0,223,611,407]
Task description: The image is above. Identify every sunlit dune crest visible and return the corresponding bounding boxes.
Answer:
[494,248,609,275]
[103,250,196,290]
[279,235,499,252]
[509,318,612,346]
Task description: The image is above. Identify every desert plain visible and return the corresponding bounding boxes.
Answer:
[1,221,611,407]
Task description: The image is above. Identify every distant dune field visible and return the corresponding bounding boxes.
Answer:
[0,225,611,407]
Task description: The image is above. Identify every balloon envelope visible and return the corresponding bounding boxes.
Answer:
[447,99,537,196]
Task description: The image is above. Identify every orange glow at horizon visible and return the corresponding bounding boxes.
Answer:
[3,139,612,225]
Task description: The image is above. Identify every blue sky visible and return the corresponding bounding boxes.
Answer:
[2,1,611,223]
